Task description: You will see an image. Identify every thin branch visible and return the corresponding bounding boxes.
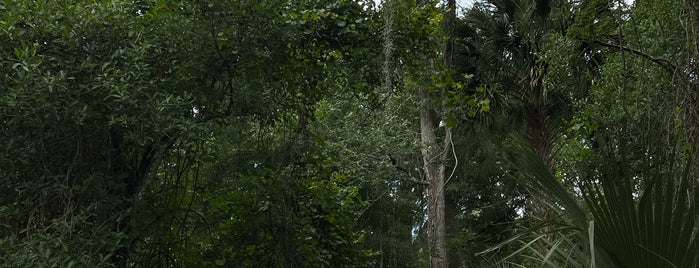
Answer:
[404,176,431,186]
[387,154,430,185]
[592,40,677,73]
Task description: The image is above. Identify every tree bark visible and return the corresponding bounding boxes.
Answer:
[420,1,456,267]
[420,84,448,268]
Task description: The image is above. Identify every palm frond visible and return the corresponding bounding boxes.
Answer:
[582,149,699,268]
[505,137,698,267]
[511,140,587,227]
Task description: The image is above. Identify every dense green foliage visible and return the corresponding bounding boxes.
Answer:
[1,0,697,267]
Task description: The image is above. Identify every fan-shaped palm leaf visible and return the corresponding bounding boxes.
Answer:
[504,139,699,267]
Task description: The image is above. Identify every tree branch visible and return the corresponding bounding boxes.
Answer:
[592,40,677,73]
[387,154,429,185]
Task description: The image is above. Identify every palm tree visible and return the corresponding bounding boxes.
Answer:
[458,0,571,223]
[459,1,699,267]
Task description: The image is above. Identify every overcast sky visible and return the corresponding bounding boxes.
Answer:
[373,0,475,9]
[373,0,635,11]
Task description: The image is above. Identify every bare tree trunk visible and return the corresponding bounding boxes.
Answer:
[420,84,448,268]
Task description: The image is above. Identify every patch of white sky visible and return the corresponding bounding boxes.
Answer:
[372,0,635,12]
[372,0,475,10]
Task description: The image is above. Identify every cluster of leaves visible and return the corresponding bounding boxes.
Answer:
[0,0,381,266]
[0,1,182,265]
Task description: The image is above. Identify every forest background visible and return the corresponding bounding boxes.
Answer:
[1,0,698,267]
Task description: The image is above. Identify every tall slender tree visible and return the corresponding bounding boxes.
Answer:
[412,0,457,266]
